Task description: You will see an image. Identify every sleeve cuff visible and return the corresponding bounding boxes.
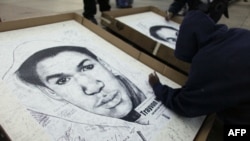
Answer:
[152,82,169,102]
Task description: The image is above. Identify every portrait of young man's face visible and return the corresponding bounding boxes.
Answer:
[155,27,178,44]
[36,50,133,118]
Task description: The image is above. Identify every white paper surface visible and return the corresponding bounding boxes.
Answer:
[0,20,204,141]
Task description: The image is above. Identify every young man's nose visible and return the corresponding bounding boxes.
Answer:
[81,80,105,95]
[75,74,105,95]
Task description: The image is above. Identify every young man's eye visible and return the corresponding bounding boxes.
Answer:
[176,31,179,36]
[81,64,94,71]
[56,77,71,85]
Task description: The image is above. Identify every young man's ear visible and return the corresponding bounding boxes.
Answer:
[37,86,63,101]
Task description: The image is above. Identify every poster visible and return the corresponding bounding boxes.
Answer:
[116,11,180,50]
[0,20,204,141]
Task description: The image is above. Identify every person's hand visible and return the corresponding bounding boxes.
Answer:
[148,71,160,87]
[165,11,174,21]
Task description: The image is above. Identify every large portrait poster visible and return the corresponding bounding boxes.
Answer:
[0,20,204,141]
[116,11,180,50]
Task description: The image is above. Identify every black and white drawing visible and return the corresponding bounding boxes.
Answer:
[0,20,204,141]
[15,46,146,123]
[149,25,179,45]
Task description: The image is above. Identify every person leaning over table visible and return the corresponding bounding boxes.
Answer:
[165,0,229,23]
[149,3,250,125]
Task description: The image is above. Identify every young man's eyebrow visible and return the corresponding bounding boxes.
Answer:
[77,59,89,69]
[46,73,64,82]
[45,59,91,82]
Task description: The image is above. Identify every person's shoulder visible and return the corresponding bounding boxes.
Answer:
[183,10,214,26]
[185,10,207,19]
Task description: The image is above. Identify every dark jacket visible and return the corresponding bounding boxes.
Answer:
[153,10,250,125]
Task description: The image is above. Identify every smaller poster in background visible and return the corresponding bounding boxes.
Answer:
[116,11,180,49]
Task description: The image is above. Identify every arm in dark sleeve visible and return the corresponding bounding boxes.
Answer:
[152,73,244,118]
[152,83,195,117]
[152,82,170,102]
[152,84,215,117]
[152,82,186,114]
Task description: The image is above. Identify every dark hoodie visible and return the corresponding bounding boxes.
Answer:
[153,10,250,125]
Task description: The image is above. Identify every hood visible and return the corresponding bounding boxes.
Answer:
[174,10,228,63]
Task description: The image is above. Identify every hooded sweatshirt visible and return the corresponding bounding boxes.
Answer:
[153,10,250,125]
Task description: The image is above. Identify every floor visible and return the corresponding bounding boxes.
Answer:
[0,0,249,141]
[0,0,250,29]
